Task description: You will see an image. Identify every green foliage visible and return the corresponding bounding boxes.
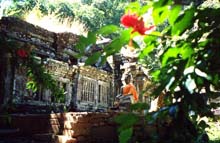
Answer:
[55,2,75,22]
[0,36,65,103]
[96,25,119,36]
[73,0,220,142]
[74,26,131,66]
[119,127,133,143]
[3,0,128,31]
[171,7,195,36]
[4,0,220,142]
[114,113,139,143]
[3,0,36,18]
[85,51,101,65]
[25,55,65,103]
[130,102,150,111]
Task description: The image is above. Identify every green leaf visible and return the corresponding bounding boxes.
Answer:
[162,47,179,67]
[76,36,87,53]
[152,0,172,24]
[153,6,169,25]
[104,29,131,56]
[119,127,133,143]
[142,44,155,55]
[171,7,195,36]
[114,113,139,128]
[198,40,210,47]
[26,81,38,92]
[96,25,119,36]
[87,31,97,44]
[131,40,140,49]
[180,44,194,59]
[99,56,107,66]
[152,70,161,81]
[139,4,152,15]
[196,77,204,85]
[125,2,141,14]
[144,35,157,44]
[153,0,172,8]
[76,31,97,53]
[120,29,132,43]
[104,38,122,56]
[130,103,149,111]
[150,31,162,37]
[168,5,182,25]
[85,52,101,65]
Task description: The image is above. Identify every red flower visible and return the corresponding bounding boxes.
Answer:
[120,13,139,28]
[17,49,28,58]
[120,13,155,35]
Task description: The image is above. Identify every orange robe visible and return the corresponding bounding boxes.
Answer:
[122,83,138,102]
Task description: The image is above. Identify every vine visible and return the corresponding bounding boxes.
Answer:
[0,37,65,103]
[17,49,65,103]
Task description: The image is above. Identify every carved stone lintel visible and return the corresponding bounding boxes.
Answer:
[79,66,112,82]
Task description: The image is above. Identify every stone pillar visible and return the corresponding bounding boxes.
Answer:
[112,57,116,104]
[2,53,15,104]
[75,74,81,107]
[112,55,122,97]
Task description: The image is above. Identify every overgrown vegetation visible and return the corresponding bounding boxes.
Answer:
[25,55,65,103]
[74,0,220,142]
[1,0,220,142]
[0,37,65,103]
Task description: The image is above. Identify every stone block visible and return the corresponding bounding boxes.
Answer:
[55,135,77,143]
[50,124,61,134]
[62,129,74,137]
[50,119,60,125]
[63,121,75,129]
[71,123,91,137]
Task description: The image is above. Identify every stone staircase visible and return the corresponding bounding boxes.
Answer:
[0,112,118,143]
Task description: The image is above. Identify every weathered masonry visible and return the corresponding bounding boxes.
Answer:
[0,17,113,112]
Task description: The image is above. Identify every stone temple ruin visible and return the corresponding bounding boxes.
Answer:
[0,17,153,143]
[0,17,151,113]
[0,17,115,112]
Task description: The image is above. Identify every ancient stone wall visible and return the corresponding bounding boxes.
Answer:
[0,112,119,143]
[76,66,113,111]
[0,17,113,112]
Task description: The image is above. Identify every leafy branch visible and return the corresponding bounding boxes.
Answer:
[23,54,65,103]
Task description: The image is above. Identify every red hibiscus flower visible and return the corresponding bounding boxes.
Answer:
[17,49,28,58]
[120,13,155,35]
[120,13,139,28]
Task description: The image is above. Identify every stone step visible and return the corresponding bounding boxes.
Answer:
[32,133,55,142]
[62,129,74,137]
[63,121,74,129]
[55,135,77,143]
